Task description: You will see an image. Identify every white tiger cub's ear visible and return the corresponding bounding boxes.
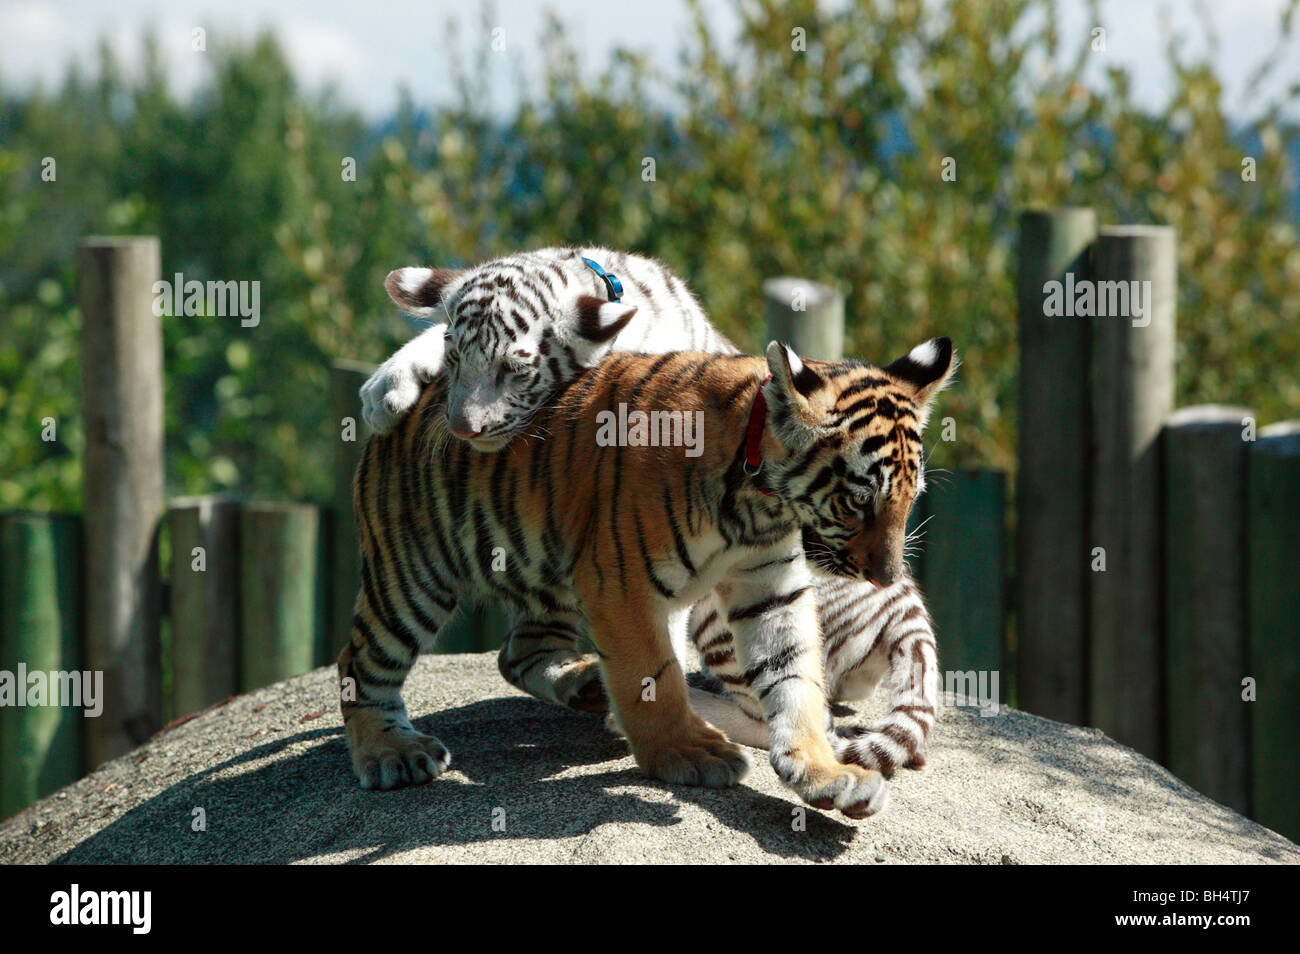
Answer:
[384,267,466,317]
[564,295,638,362]
[883,337,955,407]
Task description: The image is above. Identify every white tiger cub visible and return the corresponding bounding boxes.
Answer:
[362,246,940,776]
[362,246,732,440]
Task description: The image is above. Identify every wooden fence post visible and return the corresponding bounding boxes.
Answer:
[437,606,490,654]
[436,603,512,654]
[239,503,324,690]
[919,469,1005,680]
[1163,406,1252,815]
[0,513,83,818]
[467,606,511,653]
[762,277,844,360]
[1088,225,1176,760]
[77,236,164,765]
[168,496,241,717]
[1015,207,1096,724]
[1248,421,1300,841]
[330,360,373,663]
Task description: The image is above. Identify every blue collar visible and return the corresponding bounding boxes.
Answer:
[581,257,623,303]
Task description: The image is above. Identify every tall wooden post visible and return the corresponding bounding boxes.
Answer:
[77,236,164,765]
[239,503,324,690]
[920,469,1005,678]
[330,360,373,663]
[762,277,844,360]
[1015,208,1096,724]
[0,513,84,818]
[1248,422,1300,841]
[168,496,241,716]
[1088,225,1177,760]
[1163,406,1252,814]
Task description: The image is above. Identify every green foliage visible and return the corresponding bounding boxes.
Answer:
[1,1,1297,507]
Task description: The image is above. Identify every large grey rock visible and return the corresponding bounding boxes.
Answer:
[1,652,1295,864]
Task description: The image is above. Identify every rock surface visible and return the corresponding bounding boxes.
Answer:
[1,652,1295,864]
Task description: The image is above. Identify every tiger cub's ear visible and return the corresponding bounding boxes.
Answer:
[882,337,955,407]
[575,296,638,342]
[384,267,466,317]
[564,296,638,362]
[764,341,826,449]
[765,341,825,406]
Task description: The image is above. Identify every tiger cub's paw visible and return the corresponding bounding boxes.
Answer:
[360,361,420,435]
[832,724,927,777]
[772,750,890,819]
[555,658,609,713]
[636,721,752,788]
[347,712,450,790]
[359,327,446,435]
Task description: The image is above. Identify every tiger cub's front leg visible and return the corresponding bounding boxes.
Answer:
[337,582,455,790]
[579,578,751,788]
[720,554,890,818]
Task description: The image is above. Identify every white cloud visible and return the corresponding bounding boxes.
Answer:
[0,0,1292,119]
[0,0,63,36]
[278,22,366,88]
[0,2,72,89]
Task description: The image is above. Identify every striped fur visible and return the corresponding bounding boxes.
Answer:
[686,572,938,774]
[338,341,954,819]
[361,246,731,440]
[362,248,942,774]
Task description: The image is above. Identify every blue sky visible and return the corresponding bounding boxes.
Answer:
[1,0,1296,118]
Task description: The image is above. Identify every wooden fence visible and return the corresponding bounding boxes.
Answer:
[1014,209,1299,842]
[0,226,1296,843]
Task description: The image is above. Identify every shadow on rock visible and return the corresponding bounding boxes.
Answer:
[54,695,857,864]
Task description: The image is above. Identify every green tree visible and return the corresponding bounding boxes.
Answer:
[1,1,1297,508]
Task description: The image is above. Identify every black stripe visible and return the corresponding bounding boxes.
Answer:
[626,353,676,409]
[719,376,756,409]
[803,464,835,497]
[757,673,801,700]
[662,485,696,576]
[634,508,676,599]
[742,644,805,683]
[690,609,719,643]
[353,614,408,671]
[728,586,810,622]
[859,434,891,457]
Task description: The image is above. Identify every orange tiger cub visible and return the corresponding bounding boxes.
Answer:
[338,337,954,818]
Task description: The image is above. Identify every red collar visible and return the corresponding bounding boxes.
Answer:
[743,375,773,495]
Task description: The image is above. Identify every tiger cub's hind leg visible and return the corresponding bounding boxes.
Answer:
[338,584,456,790]
[497,610,607,713]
